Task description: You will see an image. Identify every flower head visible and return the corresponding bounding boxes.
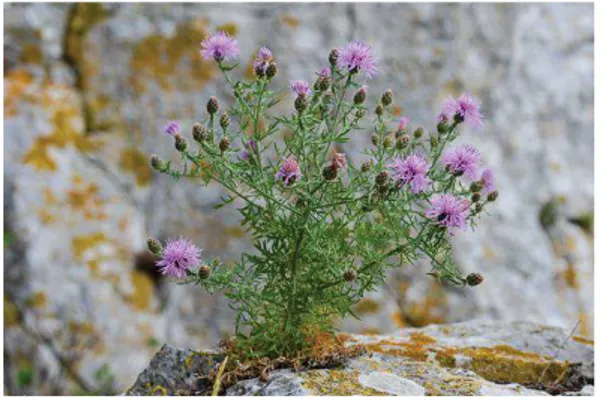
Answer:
[253,46,273,74]
[441,144,482,180]
[200,31,240,62]
[440,92,483,129]
[388,153,431,194]
[480,168,495,195]
[156,237,202,279]
[336,41,378,79]
[331,153,347,171]
[164,120,180,136]
[397,117,410,132]
[275,156,302,186]
[290,80,311,97]
[426,194,471,233]
[317,67,331,78]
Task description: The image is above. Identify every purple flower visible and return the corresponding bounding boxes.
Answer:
[441,144,482,180]
[426,194,471,233]
[253,46,273,73]
[241,139,257,161]
[290,80,311,97]
[387,153,431,194]
[200,31,240,62]
[317,67,331,78]
[275,156,302,186]
[397,117,410,132]
[336,41,378,79]
[480,168,495,195]
[164,121,180,136]
[156,237,202,279]
[440,92,483,129]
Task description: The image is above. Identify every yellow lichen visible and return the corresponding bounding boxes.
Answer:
[71,232,108,260]
[20,43,43,64]
[119,147,153,187]
[25,292,47,309]
[302,369,384,396]
[127,270,154,311]
[352,298,381,315]
[4,296,20,327]
[129,20,217,94]
[4,68,34,117]
[216,22,239,36]
[280,15,301,28]
[572,335,593,346]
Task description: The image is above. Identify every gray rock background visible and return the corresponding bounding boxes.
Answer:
[3,2,593,395]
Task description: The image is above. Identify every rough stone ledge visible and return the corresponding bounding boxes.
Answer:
[126,320,593,396]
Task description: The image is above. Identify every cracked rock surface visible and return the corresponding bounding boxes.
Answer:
[4,2,593,394]
[126,320,594,396]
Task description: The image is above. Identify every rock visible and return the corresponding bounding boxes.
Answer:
[128,320,594,396]
[126,344,224,395]
[4,2,593,395]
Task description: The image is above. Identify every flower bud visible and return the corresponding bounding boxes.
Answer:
[219,136,231,152]
[466,273,484,286]
[198,264,211,280]
[266,61,277,79]
[437,121,449,134]
[414,127,424,139]
[430,134,439,149]
[150,155,165,171]
[487,191,499,202]
[322,165,338,181]
[353,87,367,105]
[371,134,379,146]
[355,109,366,120]
[375,104,384,117]
[361,160,372,172]
[220,113,230,130]
[470,181,484,193]
[381,89,393,107]
[207,96,220,115]
[254,64,266,79]
[343,270,357,282]
[454,112,464,124]
[329,49,339,67]
[383,135,393,149]
[147,237,163,257]
[396,135,410,150]
[471,193,481,203]
[314,77,330,92]
[210,257,221,267]
[174,134,188,152]
[375,171,390,187]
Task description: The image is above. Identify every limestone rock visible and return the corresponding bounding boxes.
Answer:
[129,320,594,396]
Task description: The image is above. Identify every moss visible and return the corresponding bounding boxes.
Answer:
[119,147,153,187]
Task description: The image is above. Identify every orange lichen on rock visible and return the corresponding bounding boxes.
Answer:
[72,232,108,261]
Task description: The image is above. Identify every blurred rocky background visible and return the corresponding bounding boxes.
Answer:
[3,2,593,395]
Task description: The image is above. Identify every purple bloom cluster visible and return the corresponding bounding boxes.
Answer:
[388,153,431,194]
[275,156,302,186]
[290,80,311,97]
[164,120,180,136]
[440,92,484,129]
[317,67,331,78]
[200,31,240,62]
[426,194,471,233]
[253,47,273,74]
[156,237,202,279]
[336,41,378,79]
[441,144,482,180]
[397,117,410,132]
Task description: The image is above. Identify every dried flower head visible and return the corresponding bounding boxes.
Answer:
[156,237,202,279]
[200,31,240,62]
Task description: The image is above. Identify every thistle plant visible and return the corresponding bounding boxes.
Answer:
[147,32,498,359]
